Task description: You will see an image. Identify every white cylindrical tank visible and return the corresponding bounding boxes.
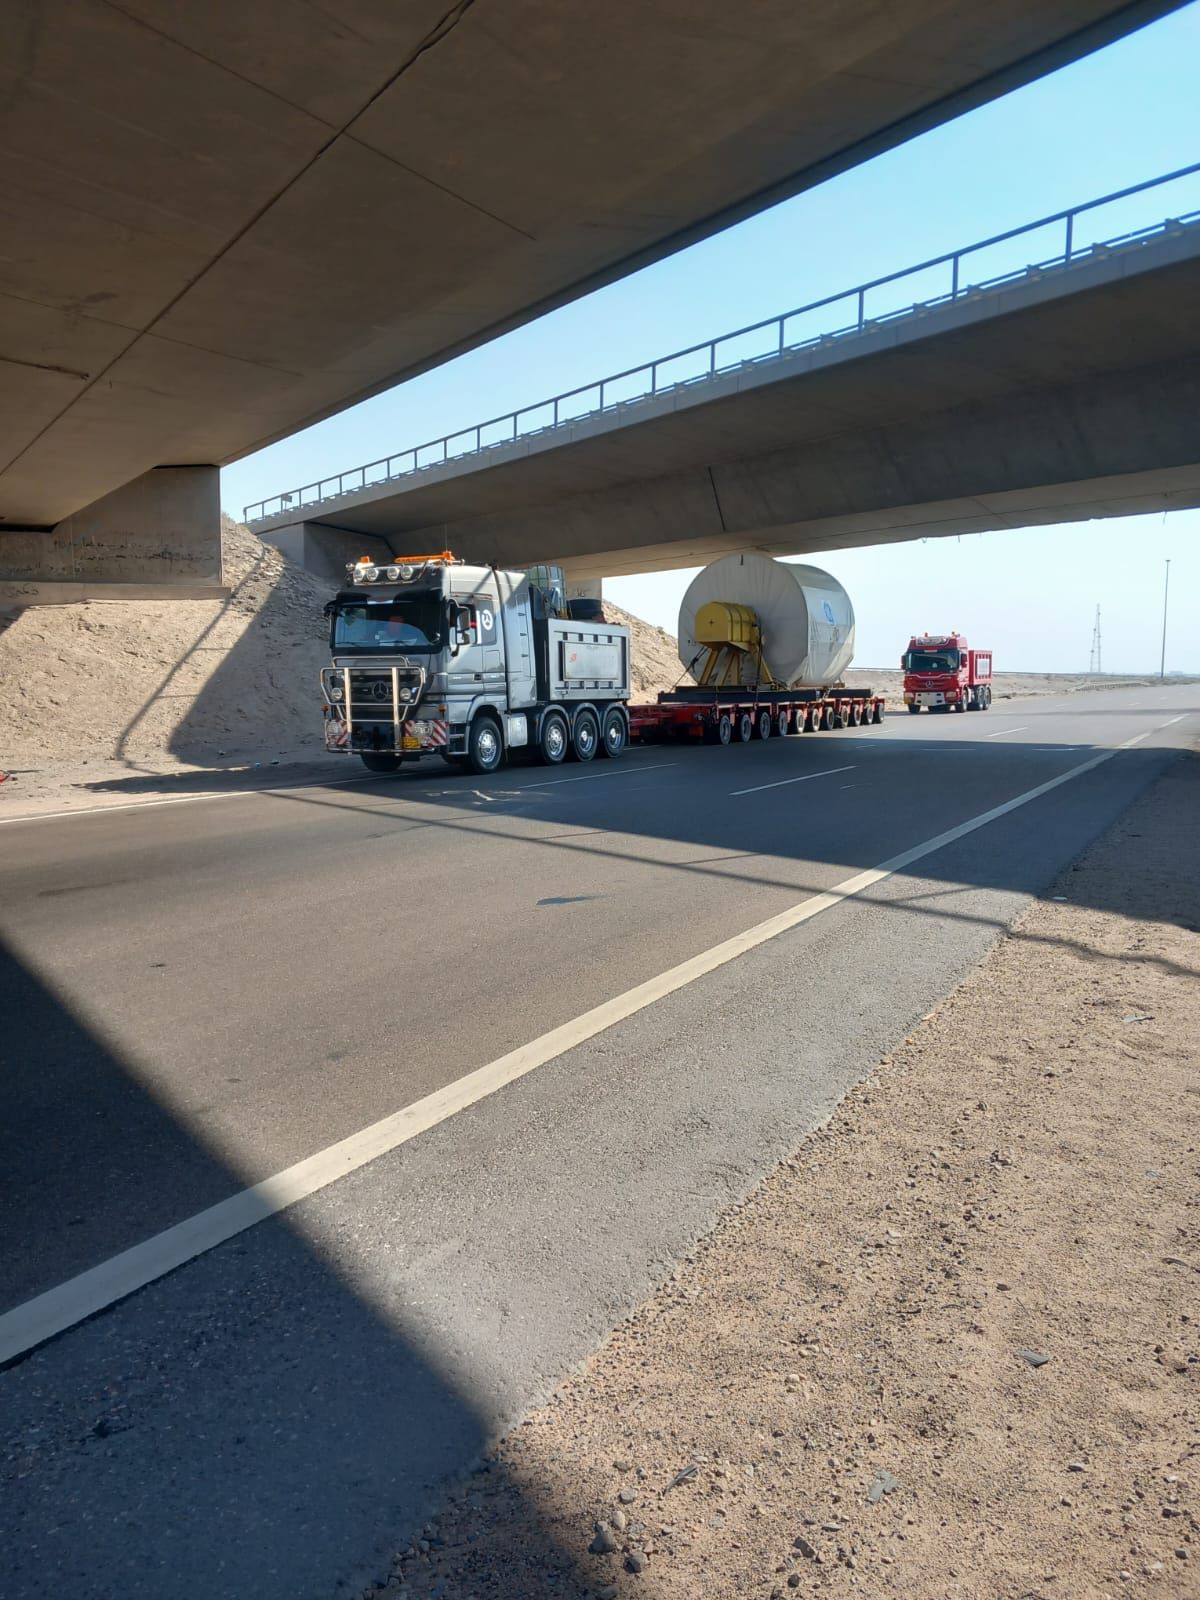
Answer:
[678,553,855,688]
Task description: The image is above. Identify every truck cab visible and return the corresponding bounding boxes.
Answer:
[901,633,992,713]
[321,552,631,774]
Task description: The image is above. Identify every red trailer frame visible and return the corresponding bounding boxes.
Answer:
[629,687,885,745]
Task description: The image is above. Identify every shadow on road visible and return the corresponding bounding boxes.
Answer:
[0,940,588,1600]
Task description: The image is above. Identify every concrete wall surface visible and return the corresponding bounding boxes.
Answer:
[0,467,222,590]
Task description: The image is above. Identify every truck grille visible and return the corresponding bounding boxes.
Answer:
[344,668,422,722]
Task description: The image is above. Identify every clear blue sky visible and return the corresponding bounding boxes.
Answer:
[220,2,1200,674]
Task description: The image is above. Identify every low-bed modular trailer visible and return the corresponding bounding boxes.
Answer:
[630,686,885,745]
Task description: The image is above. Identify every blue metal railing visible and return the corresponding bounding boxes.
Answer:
[244,161,1200,525]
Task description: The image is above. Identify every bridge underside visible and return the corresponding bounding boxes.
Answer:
[0,0,1183,543]
[259,238,1200,582]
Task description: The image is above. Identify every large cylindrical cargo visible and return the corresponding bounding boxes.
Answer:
[678,553,855,688]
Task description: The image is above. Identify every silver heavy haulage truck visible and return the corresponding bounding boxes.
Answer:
[320,551,631,774]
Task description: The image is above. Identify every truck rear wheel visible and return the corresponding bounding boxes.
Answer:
[756,710,771,740]
[467,715,504,775]
[717,714,733,745]
[571,708,599,762]
[360,752,403,774]
[537,710,569,764]
[738,712,753,743]
[598,706,626,759]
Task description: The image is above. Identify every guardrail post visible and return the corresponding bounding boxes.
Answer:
[599,381,605,409]
[1064,213,1074,262]
[951,255,959,298]
[777,318,784,354]
[857,287,865,329]
[651,362,657,394]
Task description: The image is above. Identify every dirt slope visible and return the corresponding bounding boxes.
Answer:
[0,517,331,768]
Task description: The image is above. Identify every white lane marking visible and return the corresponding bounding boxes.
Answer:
[0,771,383,826]
[519,762,677,790]
[0,718,1175,1366]
[985,726,1029,738]
[731,765,854,797]
[1162,714,1187,726]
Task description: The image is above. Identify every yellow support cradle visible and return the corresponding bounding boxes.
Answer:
[693,601,782,688]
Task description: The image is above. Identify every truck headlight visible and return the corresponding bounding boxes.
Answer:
[328,683,344,701]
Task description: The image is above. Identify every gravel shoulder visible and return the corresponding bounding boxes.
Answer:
[375,747,1199,1600]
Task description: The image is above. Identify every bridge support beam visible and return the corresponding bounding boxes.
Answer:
[0,467,225,610]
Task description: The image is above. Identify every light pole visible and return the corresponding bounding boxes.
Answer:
[1159,558,1171,680]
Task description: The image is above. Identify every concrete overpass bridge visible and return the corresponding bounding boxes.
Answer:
[245,165,1200,585]
[0,0,1187,602]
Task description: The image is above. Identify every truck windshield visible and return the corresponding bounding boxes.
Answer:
[906,650,959,672]
[332,597,444,652]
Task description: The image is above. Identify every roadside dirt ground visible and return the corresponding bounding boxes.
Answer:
[377,750,1199,1600]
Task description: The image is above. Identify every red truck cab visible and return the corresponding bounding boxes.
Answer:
[902,633,993,713]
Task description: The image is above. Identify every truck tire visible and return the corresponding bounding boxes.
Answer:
[737,712,753,743]
[467,714,504,775]
[538,709,569,765]
[847,702,860,727]
[907,703,921,714]
[571,708,599,762]
[717,713,733,745]
[983,687,993,710]
[872,701,884,724]
[360,752,403,773]
[776,709,791,738]
[756,710,771,740]
[598,706,627,759]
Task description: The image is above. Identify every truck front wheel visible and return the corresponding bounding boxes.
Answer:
[467,715,504,775]
[907,703,921,714]
[360,752,403,774]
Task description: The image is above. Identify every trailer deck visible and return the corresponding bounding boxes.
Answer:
[630,687,884,745]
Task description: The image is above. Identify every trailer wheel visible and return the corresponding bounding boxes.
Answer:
[717,714,733,745]
[872,701,884,724]
[737,712,753,743]
[467,714,504,775]
[803,708,818,732]
[360,752,403,774]
[598,706,627,758]
[538,709,569,765]
[847,702,860,727]
[776,710,791,738]
[571,708,599,762]
[756,710,771,740]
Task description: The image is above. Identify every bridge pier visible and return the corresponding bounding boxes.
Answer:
[0,467,225,610]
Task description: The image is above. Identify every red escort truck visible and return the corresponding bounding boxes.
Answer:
[902,633,993,713]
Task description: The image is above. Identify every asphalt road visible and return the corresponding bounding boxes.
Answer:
[0,683,1195,1598]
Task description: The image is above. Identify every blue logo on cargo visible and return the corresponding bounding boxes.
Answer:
[822,601,835,623]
